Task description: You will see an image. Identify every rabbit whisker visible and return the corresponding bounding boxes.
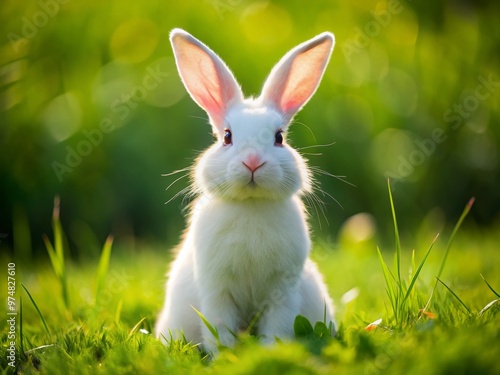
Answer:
[165,173,190,192]
[162,167,192,177]
[292,120,317,143]
[300,152,323,156]
[165,186,191,205]
[310,167,355,188]
[297,142,336,151]
[307,193,329,229]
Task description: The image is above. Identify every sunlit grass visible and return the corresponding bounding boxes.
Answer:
[42,197,70,311]
[376,180,474,329]
[1,194,500,374]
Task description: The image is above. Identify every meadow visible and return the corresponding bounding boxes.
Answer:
[2,191,499,374]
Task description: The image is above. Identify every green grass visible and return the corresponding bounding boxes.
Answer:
[375,181,475,329]
[2,196,500,374]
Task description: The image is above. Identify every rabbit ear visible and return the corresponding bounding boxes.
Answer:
[170,29,243,132]
[260,32,334,122]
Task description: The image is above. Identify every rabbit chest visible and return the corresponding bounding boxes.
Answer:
[189,196,310,305]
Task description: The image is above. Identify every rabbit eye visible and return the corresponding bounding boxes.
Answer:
[223,129,232,145]
[275,130,284,146]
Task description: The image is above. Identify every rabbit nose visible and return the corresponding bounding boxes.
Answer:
[243,154,265,173]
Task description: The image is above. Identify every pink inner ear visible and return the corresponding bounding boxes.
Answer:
[176,44,226,125]
[172,34,242,130]
[280,46,331,115]
[261,35,333,119]
[281,88,308,114]
[199,96,224,124]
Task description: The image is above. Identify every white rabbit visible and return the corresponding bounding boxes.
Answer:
[155,28,336,354]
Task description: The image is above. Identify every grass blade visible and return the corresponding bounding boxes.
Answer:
[127,317,147,340]
[424,198,474,311]
[480,274,500,298]
[436,277,471,314]
[402,233,439,304]
[387,179,402,286]
[95,235,114,304]
[52,198,69,310]
[24,344,56,354]
[376,247,395,299]
[409,249,416,281]
[115,299,123,326]
[43,235,61,278]
[43,196,70,310]
[377,246,397,319]
[436,197,475,280]
[479,299,499,316]
[53,197,64,267]
[192,306,219,341]
[21,284,51,338]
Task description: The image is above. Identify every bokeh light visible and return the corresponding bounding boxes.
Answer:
[110,18,160,64]
[0,0,498,252]
[41,92,82,142]
[241,2,292,45]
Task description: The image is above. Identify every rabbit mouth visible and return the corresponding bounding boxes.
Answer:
[242,175,259,190]
[233,177,270,198]
[225,177,290,201]
[247,179,258,188]
[243,175,286,199]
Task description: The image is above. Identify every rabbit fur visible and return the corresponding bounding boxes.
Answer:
[155,28,336,354]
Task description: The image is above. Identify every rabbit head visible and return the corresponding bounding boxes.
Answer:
[170,29,334,201]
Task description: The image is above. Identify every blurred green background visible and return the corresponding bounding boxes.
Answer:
[1,0,499,257]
